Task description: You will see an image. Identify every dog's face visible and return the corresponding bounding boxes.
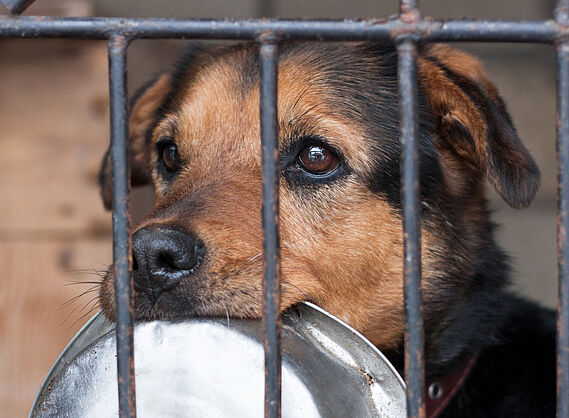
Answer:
[99,42,539,350]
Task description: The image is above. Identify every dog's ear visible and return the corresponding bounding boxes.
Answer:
[418,45,540,209]
[99,73,172,210]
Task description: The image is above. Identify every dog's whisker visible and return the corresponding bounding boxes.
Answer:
[59,286,99,310]
[64,269,109,281]
[79,295,100,314]
[65,268,108,274]
[60,299,86,326]
[71,303,101,328]
[247,252,262,263]
[64,280,103,287]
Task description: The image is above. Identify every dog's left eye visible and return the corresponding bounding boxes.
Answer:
[297,144,340,175]
[157,139,182,173]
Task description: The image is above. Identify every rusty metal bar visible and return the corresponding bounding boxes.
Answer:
[0,16,562,43]
[259,37,281,418]
[108,34,136,418]
[399,0,419,17]
[556,42,569,418]
[556,0,569,23]
[397,38,426,418]
[556,0,569,412]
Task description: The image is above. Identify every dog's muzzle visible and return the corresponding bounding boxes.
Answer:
[132,226,205,302]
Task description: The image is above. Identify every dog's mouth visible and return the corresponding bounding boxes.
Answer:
[99,260,267,322]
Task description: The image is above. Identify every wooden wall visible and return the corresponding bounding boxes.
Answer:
[0,39,112,416]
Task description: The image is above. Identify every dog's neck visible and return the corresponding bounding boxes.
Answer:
[386,236,512,377]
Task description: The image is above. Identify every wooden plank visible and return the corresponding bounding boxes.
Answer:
[0,40,113,417]
[0,240,111,417]
[0,40,111,234]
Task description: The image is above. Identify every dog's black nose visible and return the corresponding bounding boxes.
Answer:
[131,227,204,301]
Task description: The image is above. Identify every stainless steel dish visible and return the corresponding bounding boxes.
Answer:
[31,302,405,417]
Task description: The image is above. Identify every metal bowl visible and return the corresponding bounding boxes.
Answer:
[31,302,405,417]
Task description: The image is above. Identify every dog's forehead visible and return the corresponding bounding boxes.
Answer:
[158,44,393,173]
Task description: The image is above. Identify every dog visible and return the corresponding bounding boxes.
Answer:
[98,42,556,417]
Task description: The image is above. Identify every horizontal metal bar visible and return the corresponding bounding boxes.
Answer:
[397,38,426,418]
[0,16,562,43]
[260,39,282,418]
[108,34,137,418]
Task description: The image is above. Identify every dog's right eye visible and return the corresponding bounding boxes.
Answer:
[156,138,182,174]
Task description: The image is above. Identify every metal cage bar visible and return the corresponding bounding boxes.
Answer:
[108,35,137,418]
[556,41,569,418]
[259,38,282,418]
[0,17,563,43]
[397,37,425,418]
[557,2,569,417]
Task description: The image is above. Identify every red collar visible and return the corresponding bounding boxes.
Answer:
[425,352,479,418]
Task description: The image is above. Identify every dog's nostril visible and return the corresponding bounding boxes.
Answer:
[156,252,171,269]
[155,251,183,272]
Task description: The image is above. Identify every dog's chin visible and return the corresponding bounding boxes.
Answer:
[100,280,265,322]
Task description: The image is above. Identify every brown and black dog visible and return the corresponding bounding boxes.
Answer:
[99,42,555,417]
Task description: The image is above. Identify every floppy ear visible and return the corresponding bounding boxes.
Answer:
[418,45,540,209]
[99,73,172,210]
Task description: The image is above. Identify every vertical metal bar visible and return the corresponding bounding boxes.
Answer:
[556,41,569,418]
[258,37,281,418]
[259,37,281,418]
[556,5,569,418]
[397,38,426,418]
[108,34,136,418]
[399,0,420,18]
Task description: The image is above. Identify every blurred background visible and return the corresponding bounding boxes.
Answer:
[0,0,557,415]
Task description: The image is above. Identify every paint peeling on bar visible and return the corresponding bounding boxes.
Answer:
[259,37,282,418]
[397,37,426,418]
[108,34,137,418]
[0,17,564,43]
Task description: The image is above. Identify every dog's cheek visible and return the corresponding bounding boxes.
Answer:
[279,184,408,347]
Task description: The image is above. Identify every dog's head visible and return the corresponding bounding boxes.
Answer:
[98,42,539,350]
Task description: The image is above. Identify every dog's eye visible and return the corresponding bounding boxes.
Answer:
[297,144,339,175]
[157,139,181,173]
